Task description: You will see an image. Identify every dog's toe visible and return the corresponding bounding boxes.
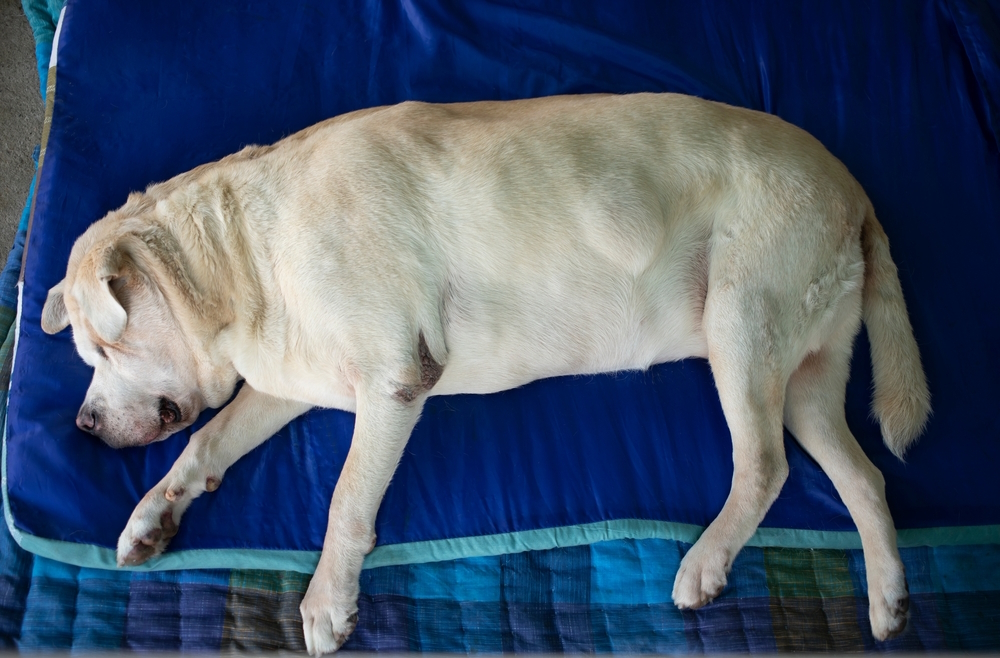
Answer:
[116,500,179,567]
[672,545,730,609]
[672,567,726,609]
[299,578,360,655]
[301,605,357,656]
[870,579,909,641]
[119,540,159,567]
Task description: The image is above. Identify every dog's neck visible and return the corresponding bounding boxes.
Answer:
[137,168,283,396]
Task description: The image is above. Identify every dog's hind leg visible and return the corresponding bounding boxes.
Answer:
[784,338,908,641]
[672,287,791,609]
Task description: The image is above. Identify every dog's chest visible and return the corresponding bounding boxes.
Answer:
[232,341,358,413]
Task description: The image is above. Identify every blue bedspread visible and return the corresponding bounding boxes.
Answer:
[3,0,1000,651]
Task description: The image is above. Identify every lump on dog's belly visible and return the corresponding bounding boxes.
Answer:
[393,332,443,403]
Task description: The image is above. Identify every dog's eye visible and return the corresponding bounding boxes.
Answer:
[158,398,182,425]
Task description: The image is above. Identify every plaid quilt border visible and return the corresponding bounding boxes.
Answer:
[8,536,1000,652]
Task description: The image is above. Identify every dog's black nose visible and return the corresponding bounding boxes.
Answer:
[76,407,100,435]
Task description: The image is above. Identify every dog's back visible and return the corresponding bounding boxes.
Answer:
[253,95,891,398]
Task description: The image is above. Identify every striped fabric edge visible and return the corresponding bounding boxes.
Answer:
[5,467,1000,574]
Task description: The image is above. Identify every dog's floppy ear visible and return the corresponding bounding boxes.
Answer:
[41,279,69,334]
[74,245,129,344]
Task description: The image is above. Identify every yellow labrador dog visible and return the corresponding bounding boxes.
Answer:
[41,93,929,653]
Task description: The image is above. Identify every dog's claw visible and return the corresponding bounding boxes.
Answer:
[160,509,178,535]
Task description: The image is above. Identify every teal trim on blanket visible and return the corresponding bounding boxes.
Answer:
[6,461,1000,574]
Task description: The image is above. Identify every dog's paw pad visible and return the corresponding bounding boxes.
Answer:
[119,541,159,567]
[138,527,162,546]
[205,476,221,492]
[160,509,179,537]
[164,486,185,501]
[116,504,179,567]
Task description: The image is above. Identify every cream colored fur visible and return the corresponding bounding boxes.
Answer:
[41,93,930,653]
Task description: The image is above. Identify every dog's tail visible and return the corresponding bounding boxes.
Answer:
[861,206,930,460]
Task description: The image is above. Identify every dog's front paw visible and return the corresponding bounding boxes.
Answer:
[116,492,180,567]
[869,570,909,641]
[672,543,731,609]
[299,578,359,656]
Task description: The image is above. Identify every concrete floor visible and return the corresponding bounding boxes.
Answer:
[0,0,43,257]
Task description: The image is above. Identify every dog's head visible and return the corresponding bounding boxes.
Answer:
[40,203,237,448]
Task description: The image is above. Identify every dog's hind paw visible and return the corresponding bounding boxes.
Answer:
[870,579,909,641]
[672,543,730,609]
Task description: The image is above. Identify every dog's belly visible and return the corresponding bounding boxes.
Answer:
[431,258,710,396]
[433,330,709,397]
[427,185,712,395]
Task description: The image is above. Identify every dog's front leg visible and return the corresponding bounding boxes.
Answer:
[117,384,312,566]
[300,389,423,655]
